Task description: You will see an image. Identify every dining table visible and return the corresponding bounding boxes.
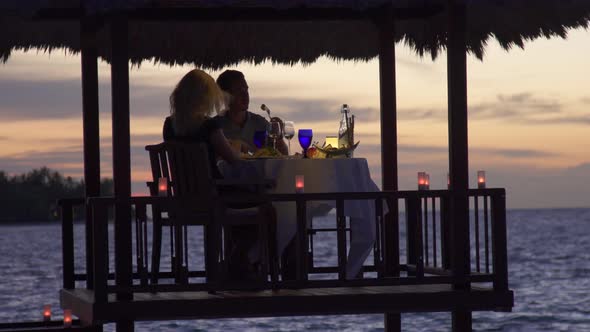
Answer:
[220,157,382,279]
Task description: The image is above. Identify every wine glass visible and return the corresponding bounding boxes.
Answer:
[253,130,267,149]
[298,129,313,157]
[268,120,282,150]
[283,121,295,155]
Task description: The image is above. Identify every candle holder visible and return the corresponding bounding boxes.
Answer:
[295,175,304,193]
[158,177,168,197]
[477,170,486,189]
[43,305,51,322]
[417,172,426,190]
[63,309,72,328]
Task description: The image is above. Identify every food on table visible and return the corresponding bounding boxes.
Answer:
[306,146,318,159]
[252,146,282,158]
[313,141,360,158]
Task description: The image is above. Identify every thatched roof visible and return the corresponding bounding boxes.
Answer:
[1,1,590,67]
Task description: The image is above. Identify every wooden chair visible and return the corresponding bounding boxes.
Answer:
[146,141,278,287]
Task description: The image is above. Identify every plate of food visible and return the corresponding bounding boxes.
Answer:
[242,147,283,159]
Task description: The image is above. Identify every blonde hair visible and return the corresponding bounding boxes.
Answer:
[170,69,227,136]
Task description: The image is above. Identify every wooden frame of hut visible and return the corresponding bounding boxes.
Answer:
[3,1,589,331]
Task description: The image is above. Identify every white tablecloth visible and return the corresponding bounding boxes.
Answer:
[221,158,380,279]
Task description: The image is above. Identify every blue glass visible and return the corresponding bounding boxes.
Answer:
[253,130,267,149]
[298,129,313,155]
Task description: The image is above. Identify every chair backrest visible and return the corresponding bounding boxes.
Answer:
[145,141,218,202]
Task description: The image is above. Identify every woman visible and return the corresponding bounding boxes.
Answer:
[163,68,240,178]
[163,69,272,281]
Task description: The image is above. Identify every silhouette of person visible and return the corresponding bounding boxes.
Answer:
[215,70,289,155]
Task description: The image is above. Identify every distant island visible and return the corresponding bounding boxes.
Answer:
[0,167,113,223]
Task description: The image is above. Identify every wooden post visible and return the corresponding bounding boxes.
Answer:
[377,7,401,332]
[110,14,134,332]
[447,1,472,331]
[81,16,101,290]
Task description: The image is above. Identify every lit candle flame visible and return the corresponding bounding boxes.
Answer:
[477,170,486,189]
[63,309,72,328]
[295,175,304,193]
[158,177,168,196]
[43,305,51,321]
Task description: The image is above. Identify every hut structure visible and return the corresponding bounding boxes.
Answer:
[2,1,589,331]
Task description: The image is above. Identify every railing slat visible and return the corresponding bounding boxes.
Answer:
[295,199,308,284]
[484,195,490,273]
[60,200,76,289]
[491,191,509,291]
[92,201,109,304]
[431,197,437,268]
[474,195,480,273]
[374,198,384,277]
[423,196,429,267]
[336,199,347,280]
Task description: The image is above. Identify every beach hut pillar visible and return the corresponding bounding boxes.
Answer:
[80,16,101,290]
[447,1,472,331]
[377,8,401,332]
[110,14,134,332]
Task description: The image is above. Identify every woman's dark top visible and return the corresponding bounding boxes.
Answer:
[163,116,223,178]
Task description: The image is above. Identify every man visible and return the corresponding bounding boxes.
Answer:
[215,70,289,155]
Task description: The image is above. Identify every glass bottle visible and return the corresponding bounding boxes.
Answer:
[338,104,350,149]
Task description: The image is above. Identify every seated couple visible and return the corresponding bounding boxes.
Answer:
[162,69,286,281]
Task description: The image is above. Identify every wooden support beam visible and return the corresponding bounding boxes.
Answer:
[377,3,400,278]
[447,0,470,290]
[110,14,134,332]
[110,16,133,331]
[81,16,101,290]
[377,8,401,332]
[447,0,472,330]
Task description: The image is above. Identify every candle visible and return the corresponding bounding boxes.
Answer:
[477,170,486,189]
[63,309,72,328]
[325,136,338,149]
[158,177,168,196]
[417,172,426,190]
[43,305,51,322]
[425,173,430,190]
[295,175,304,193]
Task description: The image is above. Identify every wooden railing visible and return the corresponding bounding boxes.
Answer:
[58,188,508,303]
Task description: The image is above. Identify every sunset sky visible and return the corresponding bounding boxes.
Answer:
[1,27,589,209]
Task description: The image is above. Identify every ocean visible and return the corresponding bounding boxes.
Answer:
[1,208,589,331]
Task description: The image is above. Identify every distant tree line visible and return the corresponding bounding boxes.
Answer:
[0,167,113,222]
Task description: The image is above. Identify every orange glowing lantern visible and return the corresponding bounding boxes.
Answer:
[43,305,51,322]
[295,175,304,193]
[417,172,426,190]
[477,170,486,189]
[158,177,168,196]
[424,173,430,190]
[63,309,72,328]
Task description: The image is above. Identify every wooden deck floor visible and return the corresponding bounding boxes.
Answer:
[61,285,513,324]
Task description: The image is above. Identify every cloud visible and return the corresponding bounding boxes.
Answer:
[475,147,561,158]
[396,92,589,126]
[0,77,171,121]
